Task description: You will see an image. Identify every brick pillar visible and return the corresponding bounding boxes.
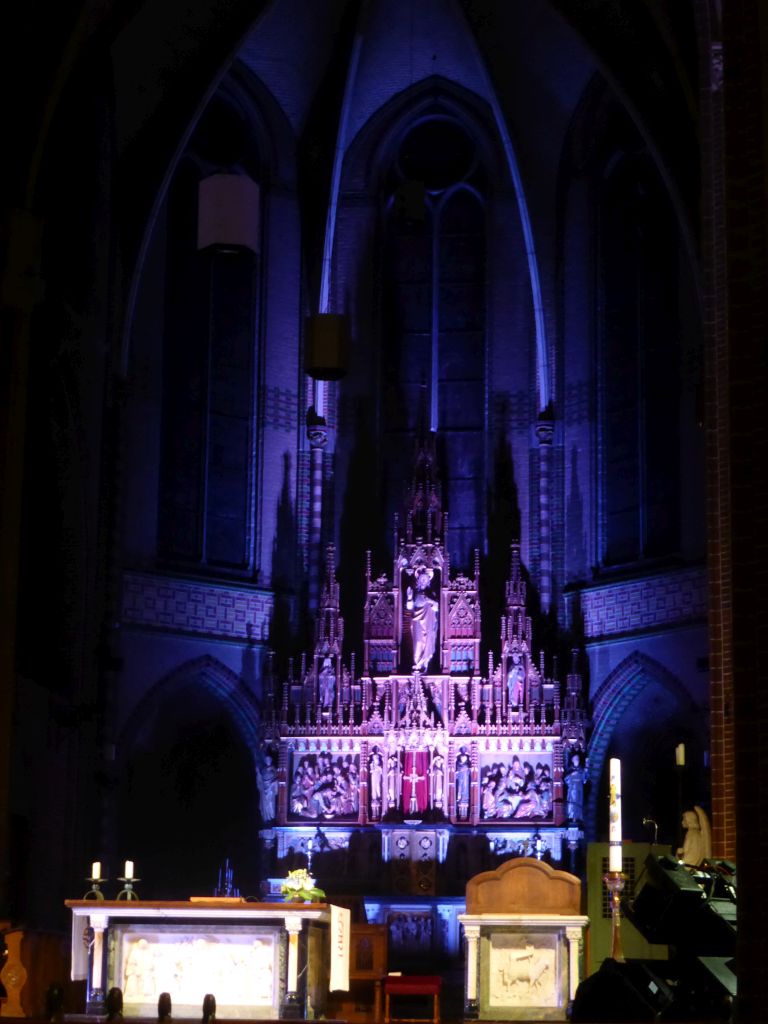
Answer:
[719,3,768,1021]
[696,9,735,861]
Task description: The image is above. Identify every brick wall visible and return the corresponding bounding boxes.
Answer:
[718,2,768,1019]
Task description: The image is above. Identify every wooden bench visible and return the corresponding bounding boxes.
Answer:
[383,974,441,1024]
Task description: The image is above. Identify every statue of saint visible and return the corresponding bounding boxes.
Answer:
[455,747,471,810]
[387,752,401,809]
[319,656,335,708]
[507,652,525,706]
[407,564,439,672]
[369,750,383,806]
[257,755,278,822]
[564,752,586,823]
[676,806,712,866]
[430,752,445,807]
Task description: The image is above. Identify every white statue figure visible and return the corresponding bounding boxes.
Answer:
[676,805,712,866]
[319,655,335,708]
[507,652,525,706]
[387,751,401,809]
[430,752,445,807]
[369,750,383,807]
[407,564,438,672]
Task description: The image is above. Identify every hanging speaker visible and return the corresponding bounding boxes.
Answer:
[305,313,349,381]
[197,173,260,252]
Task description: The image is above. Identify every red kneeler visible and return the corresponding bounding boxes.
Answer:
[383,975,442,1024]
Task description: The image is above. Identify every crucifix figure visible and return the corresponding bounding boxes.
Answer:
[404,760,426,816]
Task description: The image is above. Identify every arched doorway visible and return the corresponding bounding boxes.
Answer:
[587,652,708,848]
[117,658,263,899]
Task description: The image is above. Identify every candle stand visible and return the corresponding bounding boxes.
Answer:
[603,871,626,963]
[116,877,140,901]
[83,876,106,900]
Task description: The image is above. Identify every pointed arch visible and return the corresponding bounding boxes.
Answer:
[118,654,262,758]
[343,72,548,408]
[585,651,697,837]
[115,654,265,896]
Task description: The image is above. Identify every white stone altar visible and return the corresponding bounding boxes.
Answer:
[66,900,344,1020]
[458,859,589,1021]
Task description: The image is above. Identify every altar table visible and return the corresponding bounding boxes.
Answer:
[458,859,589,1021]
[65,900,345,1020]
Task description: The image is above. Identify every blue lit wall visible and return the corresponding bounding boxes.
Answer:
[107,0,708,897]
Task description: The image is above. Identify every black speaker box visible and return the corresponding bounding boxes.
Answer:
[626,855,736,955]
[571,958,676,1022]
[670,955,736,1021]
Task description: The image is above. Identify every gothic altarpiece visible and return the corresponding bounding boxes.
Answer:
[259,439,588,960]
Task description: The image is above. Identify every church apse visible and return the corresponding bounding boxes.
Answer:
[259,435,588,919]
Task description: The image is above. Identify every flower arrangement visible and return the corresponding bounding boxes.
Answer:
[279,868,326,903]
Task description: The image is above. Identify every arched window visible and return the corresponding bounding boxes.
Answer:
[158,99,261,574]
[598,157,681,566]
[382,118,486,567]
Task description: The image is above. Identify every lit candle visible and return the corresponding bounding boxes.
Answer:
[675,743,686,767]
[124,860,134,880]
[91,861,101,881]
[608,758,623,873]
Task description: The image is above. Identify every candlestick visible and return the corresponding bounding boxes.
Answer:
[116,878,140,900]
[608,758,622,872]
[675,744,686,852]
[117,861,140,900]
[84,864,107,900]
[603,870,626,963]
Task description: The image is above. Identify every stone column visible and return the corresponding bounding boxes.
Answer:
[536,417,554,613]
[282,914,304,1018]
[306,417,328,612]
[463,923,481,1018]
[88,912,110,1011]
[565,925,584,1002]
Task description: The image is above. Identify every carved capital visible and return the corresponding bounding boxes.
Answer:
[307,424,329,449]
[535,421,554,446]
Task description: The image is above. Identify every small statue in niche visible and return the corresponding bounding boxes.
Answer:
[564,751,586,824]
[387,751,401,810]
[507,652,525,707]
[455,746,471,815]
[369,749,384,810]
[676,805,712,866]
[319,655,335,708]
[257,754,278,822]
[406,564,439,672]
[430,752,445,808]
[429,681,444,724]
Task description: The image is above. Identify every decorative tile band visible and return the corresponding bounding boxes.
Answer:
[264,385,298,432]
[574,567,707,639]
[122,571,275,641]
